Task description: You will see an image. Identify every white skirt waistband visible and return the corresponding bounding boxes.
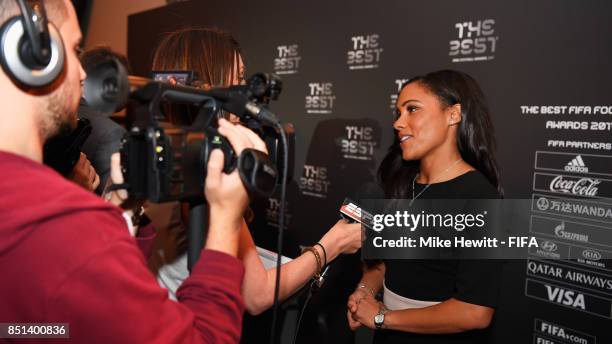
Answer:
[383,282,442,311]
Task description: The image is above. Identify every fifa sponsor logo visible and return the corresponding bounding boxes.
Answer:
[539,322,568,340]
[300,165,331,198]
[305,82,335,114]
[549,175,600,197]
[545,285,586,310]
[540,240,558,252]
[532,238,560,258]
[390,78,410,109]
[565,155,589,173]
[347,34,383,70]
[582,249,602,261]
[341,126,377,161]
[449,19,499,63]
[536,197,550,211]
[274,44,301,75]
[554,221,589,243]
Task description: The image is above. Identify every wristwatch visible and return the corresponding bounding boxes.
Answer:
[374,303,388,330]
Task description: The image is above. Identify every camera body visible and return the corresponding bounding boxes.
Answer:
[120,75,287,203]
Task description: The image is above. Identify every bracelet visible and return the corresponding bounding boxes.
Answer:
[314,242,327,267]
[357,283,375,296]
[303,246,322,279]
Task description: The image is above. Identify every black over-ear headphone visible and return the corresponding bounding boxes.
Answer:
[0,0,65,88]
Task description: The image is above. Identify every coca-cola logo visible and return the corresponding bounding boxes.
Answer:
[549,176,600,197]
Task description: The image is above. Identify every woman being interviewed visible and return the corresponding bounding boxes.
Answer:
[149,27,362,315]
[347,70,503,343]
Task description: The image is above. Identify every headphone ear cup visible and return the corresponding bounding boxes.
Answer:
[0,17,65,88]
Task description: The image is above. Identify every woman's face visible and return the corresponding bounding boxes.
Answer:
[393,82,459,161]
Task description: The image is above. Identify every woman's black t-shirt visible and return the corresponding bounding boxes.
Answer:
[375,170,502,344]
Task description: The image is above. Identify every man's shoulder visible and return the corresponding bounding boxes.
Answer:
[0,151,123,228]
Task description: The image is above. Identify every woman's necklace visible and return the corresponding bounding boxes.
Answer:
[410,158,463,206]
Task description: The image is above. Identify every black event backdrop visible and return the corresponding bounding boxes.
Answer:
[127,1,612,343]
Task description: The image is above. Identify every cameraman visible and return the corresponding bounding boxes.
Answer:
[0,1,256,342]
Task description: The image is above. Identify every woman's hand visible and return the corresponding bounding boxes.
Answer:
[350,297,380,329]
[319,219,362,262]
[347,286,375,330]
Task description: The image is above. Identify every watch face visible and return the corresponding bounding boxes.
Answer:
[375,314,384,324]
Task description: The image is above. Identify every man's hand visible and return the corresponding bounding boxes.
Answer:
[204,118,268,217]
[204,118,268,256]
[103,152,128,206]
[68,152,100,192]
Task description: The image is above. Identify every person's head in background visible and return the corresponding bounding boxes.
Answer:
[151,27,245,123]
[80,45,131,78]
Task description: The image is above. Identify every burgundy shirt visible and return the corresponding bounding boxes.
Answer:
[0,151,245,343]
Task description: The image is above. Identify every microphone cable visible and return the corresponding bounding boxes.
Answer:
[269,121,289,344]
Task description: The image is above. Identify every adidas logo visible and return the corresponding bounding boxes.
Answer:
[564,155,589,173]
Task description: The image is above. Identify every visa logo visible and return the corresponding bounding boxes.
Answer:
[545,285,586,310]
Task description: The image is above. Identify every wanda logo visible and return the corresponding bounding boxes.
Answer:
[549,176,600,197]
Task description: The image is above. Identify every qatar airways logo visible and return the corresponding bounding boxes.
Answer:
[549,176,600,197]
[449,19,499,63]
[274,44,301,75]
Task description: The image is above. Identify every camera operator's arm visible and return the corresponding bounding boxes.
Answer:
[205,119,253,256]
[46,118,260,343]
[214,119,364,315]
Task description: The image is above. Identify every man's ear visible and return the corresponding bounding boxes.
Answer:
[448,103,462,126]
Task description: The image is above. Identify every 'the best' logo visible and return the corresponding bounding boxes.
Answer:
[347,34,383,70]
[449,19,499,63]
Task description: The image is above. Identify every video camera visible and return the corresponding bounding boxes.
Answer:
[43,117,92,176]
[82,57,294,204]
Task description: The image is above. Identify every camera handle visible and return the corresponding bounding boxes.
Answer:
[187,200,207,272]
